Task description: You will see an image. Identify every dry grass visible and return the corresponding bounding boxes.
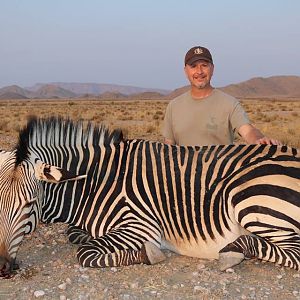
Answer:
[241,98,300,148]
[0,97,300,150]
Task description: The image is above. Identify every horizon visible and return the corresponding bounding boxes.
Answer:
[1,74,299,92]
[1,74,300,100]
[1,1,300,90]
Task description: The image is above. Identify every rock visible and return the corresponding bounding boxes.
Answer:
[110,267,118,272]
[193,285,208,294]
[58,283,67,290]
[197,263,206,270]
[225,268,235,273]
[34,290,45,297]
[66,277,72,284]
[130,282,139,289]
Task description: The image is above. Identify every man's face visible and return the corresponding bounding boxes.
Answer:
[184,60,214,89]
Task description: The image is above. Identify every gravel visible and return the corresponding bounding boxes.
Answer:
[0,223,300,300]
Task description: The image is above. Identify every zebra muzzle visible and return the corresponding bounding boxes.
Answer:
[0,256,13,278]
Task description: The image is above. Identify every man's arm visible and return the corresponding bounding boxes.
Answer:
[238,124,282,145]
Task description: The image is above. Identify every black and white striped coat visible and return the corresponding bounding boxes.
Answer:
[0,117,299,277]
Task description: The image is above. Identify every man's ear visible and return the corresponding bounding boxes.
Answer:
[34,160,87,183]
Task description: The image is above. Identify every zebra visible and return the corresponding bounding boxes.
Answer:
[0,116,300,277]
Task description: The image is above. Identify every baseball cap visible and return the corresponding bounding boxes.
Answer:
[184,46,213,65]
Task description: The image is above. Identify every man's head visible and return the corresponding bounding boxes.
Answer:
[184,46,213,66]
[184,46,214,91]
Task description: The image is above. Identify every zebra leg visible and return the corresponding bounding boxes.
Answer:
[76,235,166,268]
[218,242,245,271]
[219,233,300,270]
[143,241,167,264]
[66,225,93,245]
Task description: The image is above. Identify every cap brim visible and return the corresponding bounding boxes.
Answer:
[186,56,213,65]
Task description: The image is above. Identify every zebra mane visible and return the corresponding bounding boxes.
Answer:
[15,116,124,166]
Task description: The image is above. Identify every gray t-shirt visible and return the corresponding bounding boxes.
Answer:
[162,89,250,146]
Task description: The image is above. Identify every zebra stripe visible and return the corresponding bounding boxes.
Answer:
[0,116,300,276]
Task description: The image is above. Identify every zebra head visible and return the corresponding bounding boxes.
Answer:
[0,149,86,277]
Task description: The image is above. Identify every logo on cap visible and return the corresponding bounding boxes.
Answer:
[194,48,203,55]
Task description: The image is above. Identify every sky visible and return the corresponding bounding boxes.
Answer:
[1,0,300,91]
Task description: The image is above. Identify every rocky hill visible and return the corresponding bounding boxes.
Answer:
[32,84,77,99]
[0,76,299,100]
[0,85,32,98]
[0,91,29,100]
[221,75,300,98]
[168,76,300,99]
[27,82,169,96]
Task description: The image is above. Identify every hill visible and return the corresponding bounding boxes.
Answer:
[167,76,300,99]
[221,75,300,98]
[0,85,32,99]
[166,86,189,99]
[27,82,170,96]
[0,84,77,99]
[33,84,77,98]
[1,76,299,100]
[0,92,29,100]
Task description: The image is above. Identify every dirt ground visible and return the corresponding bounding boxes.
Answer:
[0,104,300,300]
[1,223,300,300]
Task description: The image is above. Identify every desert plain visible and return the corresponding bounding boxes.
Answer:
[0,97,300,299]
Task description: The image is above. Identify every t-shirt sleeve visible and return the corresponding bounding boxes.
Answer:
[162,102,175,142]
[230,101,250,132]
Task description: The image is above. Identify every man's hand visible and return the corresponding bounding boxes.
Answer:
[164,138,174,145]
[255,137,282,145]
[238,124,282,145]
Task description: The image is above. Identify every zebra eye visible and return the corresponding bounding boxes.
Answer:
[23,202,33,210]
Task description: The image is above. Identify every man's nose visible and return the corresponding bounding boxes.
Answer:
[195,65,204,73]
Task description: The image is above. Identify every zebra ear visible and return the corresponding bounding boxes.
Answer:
[34,161,87,183]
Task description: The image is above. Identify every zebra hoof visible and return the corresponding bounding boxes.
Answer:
[142,241,166,265]
[219,251,244,271]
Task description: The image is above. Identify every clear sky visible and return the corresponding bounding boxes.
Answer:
[1,0,299,90]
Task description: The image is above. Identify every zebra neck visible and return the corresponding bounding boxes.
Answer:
[40,142,126,224]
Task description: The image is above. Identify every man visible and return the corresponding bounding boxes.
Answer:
[162,46,281,146]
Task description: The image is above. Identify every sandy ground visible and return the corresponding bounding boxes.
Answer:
[0,132,300,300]
[0,223,300,300]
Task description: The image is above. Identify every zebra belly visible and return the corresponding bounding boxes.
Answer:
[161,226,250,259]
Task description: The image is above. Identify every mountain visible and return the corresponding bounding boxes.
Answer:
[0,92,29,100]
[166,86,189,99]
[27,82,170,96]
[1,76,299,100]
[33,84,77,99]
[0,85,32,98]
[0,82,170,99]
[166,75,300,99]
[220,75,300,98]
